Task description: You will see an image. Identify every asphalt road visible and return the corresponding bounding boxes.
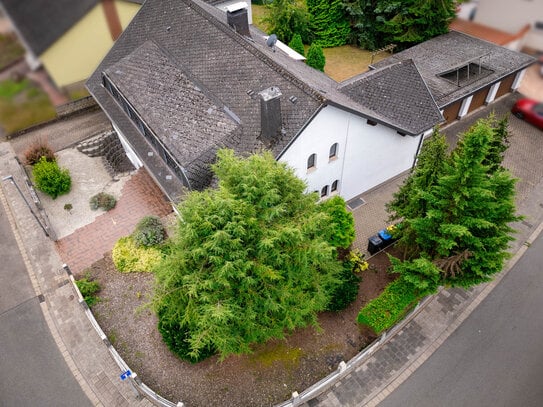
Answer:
[378,232,543,407]
[0,201,92,406]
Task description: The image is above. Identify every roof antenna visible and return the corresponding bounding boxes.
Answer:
[266,34,277,52]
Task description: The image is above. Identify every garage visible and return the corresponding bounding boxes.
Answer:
[468,86,490,113]
[495,74,516,99]
[442,100,463,124]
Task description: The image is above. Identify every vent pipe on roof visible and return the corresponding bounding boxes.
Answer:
[226,3,251,38]
[259,87,282,143]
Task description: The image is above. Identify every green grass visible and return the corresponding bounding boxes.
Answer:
[0,34,25,71]
[251,5,390,82]
[0,79,56,135]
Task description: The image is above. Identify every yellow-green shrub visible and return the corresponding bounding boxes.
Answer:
[112,236,163,272]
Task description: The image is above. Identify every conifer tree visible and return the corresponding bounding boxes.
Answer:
[307,0,351,47]
[409,120,519,287]
[306,43,326,71]
[154,149,344,361]
[288,33,305,56]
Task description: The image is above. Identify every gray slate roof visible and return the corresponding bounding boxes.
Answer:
[371,30,535,108]
[85,0,467,197]
[339,59,443,134]
[0,0,98,55]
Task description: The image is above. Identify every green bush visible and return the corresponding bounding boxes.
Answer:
[89,192,117,211]
[357,277,420,334]
[157,307,216,363]
[326,261,361,311]
[132,215,165,247]
[320,195,355,249]
[75,274,101,307]
[112,236,163,272]
[24,139,55,165]
[32,156,71,199]
[306,43,325,71]
[288,33,305,56]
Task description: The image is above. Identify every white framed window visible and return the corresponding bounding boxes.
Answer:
[329,143,338,159]
[321,185,329,198]
[307,153,316,170]
[331,180,339,193]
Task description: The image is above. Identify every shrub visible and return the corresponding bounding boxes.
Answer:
[75,274,101,307]
[306,43,325,71]
[357,277,420,334]
[326,261,361,311]
[32,156,71,199]
[157,307,216,363]
[345,249,369,273]
[288,33,305,56]
[24,138,55,165]
[133,215,166,247]
[112,236,163,272]
[320,195,355,249]
[89,192,117,211]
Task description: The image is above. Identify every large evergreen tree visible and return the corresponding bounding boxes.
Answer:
[307,0,351,47]
[153,150,345,361]
[391,119,519,288]
[343,0,456,50]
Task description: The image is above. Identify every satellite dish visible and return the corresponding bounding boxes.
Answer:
[266,34,278,50]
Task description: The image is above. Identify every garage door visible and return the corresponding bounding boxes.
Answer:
[468,86,490,113]
[442,100,463,124]
[495,74,516,99]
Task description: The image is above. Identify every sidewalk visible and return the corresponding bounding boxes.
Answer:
[0,141,153,407]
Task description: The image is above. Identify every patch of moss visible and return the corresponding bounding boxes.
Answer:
[249,342,304,370]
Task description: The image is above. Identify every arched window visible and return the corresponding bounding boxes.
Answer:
[329,143,338,159]
[331,180,339,192]
[321,185,329,198]
[307,153,316,169]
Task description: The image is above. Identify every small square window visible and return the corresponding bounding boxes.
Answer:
[329,143,338,159]
[331,180,339,192]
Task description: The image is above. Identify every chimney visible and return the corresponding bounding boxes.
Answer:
[259,87,282,143]
[226,2,250,37]
[101,0,122,41]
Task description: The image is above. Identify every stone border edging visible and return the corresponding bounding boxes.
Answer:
[274,292,435,407]
[63,263,185,407]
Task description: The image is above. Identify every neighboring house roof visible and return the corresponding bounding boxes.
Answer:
[450,18,530,47]
[88,0,443,197]
[339,59,443,135]
[371,30,535,108]
[0,0,98,55]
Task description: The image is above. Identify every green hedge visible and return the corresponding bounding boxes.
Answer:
[357,277,420,334]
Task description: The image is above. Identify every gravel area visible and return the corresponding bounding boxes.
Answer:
[85,250,397,407]
[34,148,129,238]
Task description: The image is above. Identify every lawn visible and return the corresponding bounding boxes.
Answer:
[251,5,391,82]
[0,79,56,135]
[0,33,24,71]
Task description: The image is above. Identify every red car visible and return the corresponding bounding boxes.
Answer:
[511,98,543,130]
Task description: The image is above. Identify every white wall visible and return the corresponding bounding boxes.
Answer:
[475,0,542,33]
[279,105,422,202]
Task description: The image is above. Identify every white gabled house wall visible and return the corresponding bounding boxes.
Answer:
[279,105,423,202]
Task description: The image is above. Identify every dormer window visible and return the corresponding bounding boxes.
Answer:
[329,143,338,160]
[307,153,316,170]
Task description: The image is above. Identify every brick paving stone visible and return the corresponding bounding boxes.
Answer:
[56,168,172,274]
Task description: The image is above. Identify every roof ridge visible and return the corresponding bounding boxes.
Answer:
[184,0,326,104]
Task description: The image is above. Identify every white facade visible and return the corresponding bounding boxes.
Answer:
[279,105,423,202]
